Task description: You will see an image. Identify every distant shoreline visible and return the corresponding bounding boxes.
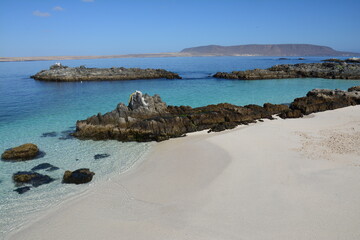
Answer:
[0,53,357,63]
[2,44,359,62]
[0,53,190,62]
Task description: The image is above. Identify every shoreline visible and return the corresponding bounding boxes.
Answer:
[7,106,360,239]
[0,54,354,63]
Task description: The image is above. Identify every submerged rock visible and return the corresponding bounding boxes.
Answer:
[12,171,54,187]
[213,62,360,80]
[41,132,58,137]
[94,154,110,160]
[31,163,59,171]
[62,168,95,184]
[1,143,40,161]
[31,64,182,81]
[57,129,75,140]
[46,166,60,172]
[14,186,31,194]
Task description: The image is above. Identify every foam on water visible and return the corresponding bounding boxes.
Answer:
[1,56,360,237]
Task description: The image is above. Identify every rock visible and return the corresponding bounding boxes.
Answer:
[73,91,291,142]
[47,166,60,171]
[279,58,290,60]
[41,131,58,137]
[348,86,360,92]
[31,65,182,81]
[12,171,54,187]
[73,87,360,142]
[213,62,360,80]
[279,109,303,119]
[208,122,238,132]
[14,186,31,194]
[94,154,110,160]
[288,88,360,115]
[263,103,289,115]
[322,58,344,63]
[1,143,40,161]
[128,90,149,110]
[298,58,305,60]
[31,163,58,171]
[62,168,95,184]
[345,57,360,63]
[57,129,75,140]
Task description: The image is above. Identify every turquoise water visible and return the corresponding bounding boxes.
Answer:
[1,56,360,236]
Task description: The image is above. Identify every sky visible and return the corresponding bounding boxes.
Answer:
[0,0,359,57]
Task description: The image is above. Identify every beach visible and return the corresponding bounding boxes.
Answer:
[7,105,360,240]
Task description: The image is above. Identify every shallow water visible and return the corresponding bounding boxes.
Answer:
[1,56,359,236]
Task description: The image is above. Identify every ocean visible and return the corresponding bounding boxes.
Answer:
[1,56,360,236]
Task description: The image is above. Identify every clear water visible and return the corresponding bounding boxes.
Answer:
[1,56,359,236]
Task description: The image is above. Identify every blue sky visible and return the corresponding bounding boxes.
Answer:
[0,0,359,57]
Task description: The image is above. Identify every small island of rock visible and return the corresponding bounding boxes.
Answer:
[31,63,182,81]
[213,62,360,80]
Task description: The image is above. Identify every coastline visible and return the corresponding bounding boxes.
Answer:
[7,106,360,240]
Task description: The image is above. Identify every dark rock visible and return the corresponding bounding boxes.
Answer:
[322,58,344,63]
[73,91,291,142]
[208,122,238,132]
[58,129,75,140]
[348,86,360,92]
[345,57,360,63]
[298,58,305,60]
[31,163,58,171]
[213,63,360,80]
[279,110,303,119]
[14,186,31,194]
[41,131,58,137]
[62,168,95,184]
[289,88,358,115]
[12,171,54,187]
[46,166,60,172]
[263,103,289,115]
[31,65,182,81]
[1,143,40,161]
[73,87,360,142]
[279,58,290,60]
[94,154,110,160]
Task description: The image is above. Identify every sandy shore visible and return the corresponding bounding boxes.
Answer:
[8,106,360,240]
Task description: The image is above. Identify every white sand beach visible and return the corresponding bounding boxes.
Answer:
[8,106,360,240]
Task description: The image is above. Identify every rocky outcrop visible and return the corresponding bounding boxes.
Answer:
[74,91,290,142]
[31,64,182,81]
[1,143,40,161]
[62,168,95,184]
[74,87,360,142]
[213,63,360,80]
[286,88,360,116]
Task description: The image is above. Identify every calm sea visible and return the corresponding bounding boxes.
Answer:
[1,56,359,236]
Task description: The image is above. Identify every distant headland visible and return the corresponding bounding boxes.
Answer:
[1,44,359,62]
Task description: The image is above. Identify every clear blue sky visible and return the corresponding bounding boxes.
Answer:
[0,0,359,57]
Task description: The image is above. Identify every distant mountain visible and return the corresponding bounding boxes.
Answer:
[180,44,359,57]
